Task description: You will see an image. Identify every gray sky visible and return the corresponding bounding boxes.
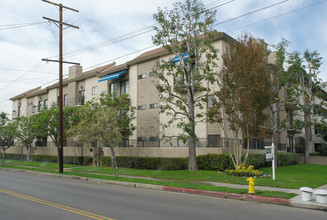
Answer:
[1,0,326,117]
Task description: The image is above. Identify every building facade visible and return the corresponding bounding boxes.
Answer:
[10,32,325,156]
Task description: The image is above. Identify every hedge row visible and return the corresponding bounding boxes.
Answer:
[101,156,188,170]
[4,153,300,171]
[3,154,93,166]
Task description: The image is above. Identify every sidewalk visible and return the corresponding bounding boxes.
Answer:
[289,184,327,211]
[63,171,327,211]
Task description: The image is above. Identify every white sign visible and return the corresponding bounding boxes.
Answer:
[265,144,275,180]
[266,148,273,161]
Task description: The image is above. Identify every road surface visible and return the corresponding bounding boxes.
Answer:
[0,169,325,220]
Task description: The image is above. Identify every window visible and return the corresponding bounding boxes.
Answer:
[252,139,260,149]
[78,90,85,105]
[150,103,159,109]
[137,137,146,142]
[138,105,146,110]
[17,103,21,117]
[64,94,68,107]
[92,86,98,96]
[122,138,129,147]
[289,136,293,148]
[149,137,158,142]
[138,74,146,79]
[208,135,220,148]
[109,82,118,96]
[288,112,293,127]
[44,99,48,109]
[149,72,155,77]
[38,101,42,112]
[120,80,129,95]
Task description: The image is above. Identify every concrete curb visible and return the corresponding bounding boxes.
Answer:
[162,186,291,205]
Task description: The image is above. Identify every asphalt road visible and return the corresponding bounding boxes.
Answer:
[0,169,326,220]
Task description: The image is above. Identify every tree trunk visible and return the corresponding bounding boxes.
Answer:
[187,89,197,171]
[26,145,30,161]
[304,114,310,163]
[109,145,119,178]
[188,135,197,171]
[2,147,5,165]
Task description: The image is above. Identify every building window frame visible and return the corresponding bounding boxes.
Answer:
[137,137,146,142]
[138,73,147,80]
[138,105,146,110]
[63,94,68,107]
[120,80,129,95]
[109,82,118,96]
[92,86,98,96]
[150,103,159,109]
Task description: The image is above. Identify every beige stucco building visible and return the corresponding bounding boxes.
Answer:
[9,32,325,158]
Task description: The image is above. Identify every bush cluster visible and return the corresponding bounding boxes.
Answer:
[317,144,327,156]
[101,156,188,170]
[4,152,300,171]
[197,153,234,171]
[4,154,93,166]
[225,165,263,177]
[246,154,266,168]
[277,153,300,166]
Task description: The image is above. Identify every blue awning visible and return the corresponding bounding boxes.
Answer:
[98,70,127,82]
[171,52,188,63]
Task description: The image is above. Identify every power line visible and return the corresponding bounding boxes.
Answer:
[212,0,289,27]
[0,67,57,75]
[0,63,44,91]
[46,0,235,60]
[84,45,156,71]
[0,21,47,31]
[0,76,57,82]
[1,0,321,95]
[225,0,327,33]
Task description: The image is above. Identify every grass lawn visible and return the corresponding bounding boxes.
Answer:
[1,159,326,197]
[72,164,327,189]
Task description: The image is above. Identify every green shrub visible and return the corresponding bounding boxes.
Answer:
[3,154,93,166]
[197,153,234,171]
[99,156,187,170]
[137,157,159,169]
[317,144,327,156]
[246,154,266,168]
[158,158,188,170]
[225,165,263,177]
[101,157,112,167]
[116,156,139,168]
[277,153,299,166]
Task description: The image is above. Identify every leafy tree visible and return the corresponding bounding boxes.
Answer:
[0,114,18,164]
[16,116,38,161]
[285,50,323,163]
[33,106,79,162]
[68,94,135,177]
[152,0,218,171]
[209,33,273,169]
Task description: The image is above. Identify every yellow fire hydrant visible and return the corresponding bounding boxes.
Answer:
[246,177,255,194]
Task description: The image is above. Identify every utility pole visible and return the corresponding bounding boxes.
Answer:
[42,0,79,173]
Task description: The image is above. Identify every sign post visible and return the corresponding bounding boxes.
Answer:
[265,143,275,180]
[73,137,78,172]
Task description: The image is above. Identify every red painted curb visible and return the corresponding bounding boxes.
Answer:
[162,186,290,205]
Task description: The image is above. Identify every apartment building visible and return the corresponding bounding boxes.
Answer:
[10,32,325,155]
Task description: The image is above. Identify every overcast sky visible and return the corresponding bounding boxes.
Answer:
[1,0,326,117]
